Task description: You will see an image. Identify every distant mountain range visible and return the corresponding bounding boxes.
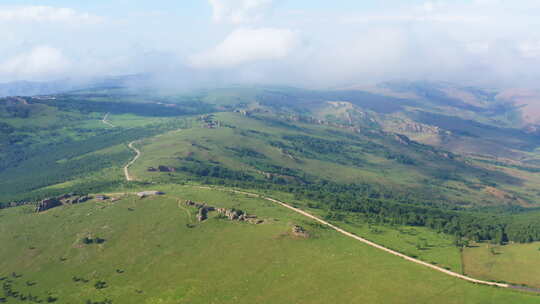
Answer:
[2,76,540,133]
[0,74,150,97]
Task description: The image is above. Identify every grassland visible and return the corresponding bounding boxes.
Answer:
[1,185,539,304]
[463,242,540,288]
[233,189,464,274]
[5,84,540,302]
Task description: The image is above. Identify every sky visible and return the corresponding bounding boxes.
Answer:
[1,0,540,89]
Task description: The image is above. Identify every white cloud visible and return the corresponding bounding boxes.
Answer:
[0,6,102,24]
[340,14,488,24]
[208,0,273,24]
[0,46,71,81]
[190,28,298,68]
[0,1,540,88]
[519,41,540,59]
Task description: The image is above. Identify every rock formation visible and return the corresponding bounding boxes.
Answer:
[35,194,92,213]
[292,225,310,238]
[184,200,261,224]
[35,198,62,213]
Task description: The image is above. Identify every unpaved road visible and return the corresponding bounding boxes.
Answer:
[124,141,141,181]
[199,186,510,289]
[101,113,115,127]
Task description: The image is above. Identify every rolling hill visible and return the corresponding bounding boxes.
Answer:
[2,82,540,302]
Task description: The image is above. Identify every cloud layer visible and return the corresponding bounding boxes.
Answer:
[190,28,298,68]
[0,5,102,23]
[1,1,540,88]
[0,46,70,81]
[208,0,273,24]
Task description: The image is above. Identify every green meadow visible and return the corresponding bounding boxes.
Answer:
[1,185,539,304]
[4,85,540,303]
[463,242,540,288]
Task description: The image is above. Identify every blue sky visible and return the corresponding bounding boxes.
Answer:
[4,1,425,13]
[0,0,539,88]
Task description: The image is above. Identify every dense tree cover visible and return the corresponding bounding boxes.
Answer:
[31,96,215,117]
[0,120,187,203]
[1,103,30,118]
[256,88,418,114]
[0,150,129,204]
[0,126,118,172]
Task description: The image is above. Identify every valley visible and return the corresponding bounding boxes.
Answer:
[2,83,540,303]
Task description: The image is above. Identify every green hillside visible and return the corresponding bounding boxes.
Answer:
[3,83,540,302]
[1,186,539,304]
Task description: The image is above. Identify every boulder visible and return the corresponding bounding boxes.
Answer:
[35,198,62,213]
[76,196,90,204]
[197,208,209,222]
[292,225,309,238]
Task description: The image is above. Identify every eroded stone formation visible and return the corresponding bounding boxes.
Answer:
[35,198,62,213]
[35,194,91,213]
[184,200,262,224]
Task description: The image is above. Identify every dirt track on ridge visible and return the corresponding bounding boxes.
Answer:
[101,113,115,127]
[124,141,141,181]
[198,186,511,289]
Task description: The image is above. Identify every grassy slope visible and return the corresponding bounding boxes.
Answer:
[128,112,537,209]
[463,242,540,288]
[240,189,464,273]
[1,185,539,304]
[120,111,540,288]
[5,85,540,302]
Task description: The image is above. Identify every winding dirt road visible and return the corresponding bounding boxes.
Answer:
[198,186,510,289]
[124,141,141,181]
[101,112,115,127]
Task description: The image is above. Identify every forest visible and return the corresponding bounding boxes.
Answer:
[0,118,189,203]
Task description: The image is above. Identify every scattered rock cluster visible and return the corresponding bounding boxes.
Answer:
[292,225,310,238]
[197,208,209,222]
[2,201,31,209]
[184,200,263,224]
[285,114,362,133]
[398,121,443,135]
[216,208,261,223]
[199,114,221,129]
[35,194,91,213]
[185,200,215,221]
[35,198,61,213]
